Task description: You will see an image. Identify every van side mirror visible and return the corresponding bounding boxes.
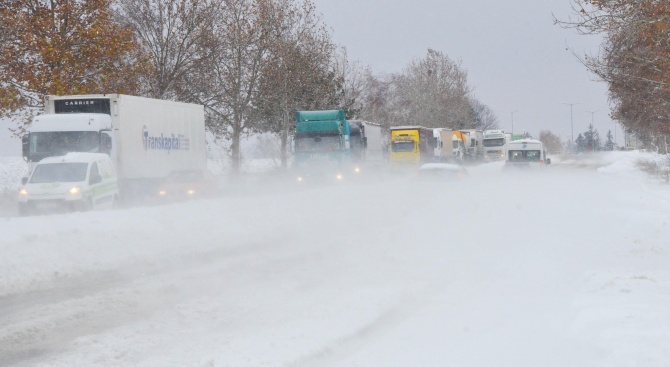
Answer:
[22,135,30,160]
[21,177,28,185]
[546,158,552,165]
[101,134,112,155]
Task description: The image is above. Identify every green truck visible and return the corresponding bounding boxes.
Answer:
[294,110,354,182]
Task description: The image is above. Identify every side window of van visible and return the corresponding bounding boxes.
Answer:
[98,159,113,178]
[89,162,102,183]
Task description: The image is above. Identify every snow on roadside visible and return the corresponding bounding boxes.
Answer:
[0,156,28,193]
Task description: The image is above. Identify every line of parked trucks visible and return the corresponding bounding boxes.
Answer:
[291,109,526,181]
[16,98,532,214]
[389,127,513,165]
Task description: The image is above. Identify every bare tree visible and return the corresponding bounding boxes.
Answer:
[115,0,220,100]
[539,130,563,154]
[388,49,475,128]
[332,47,369,118]
[189,0,275,174]
[253,0,339,169]
[471,98,499,130]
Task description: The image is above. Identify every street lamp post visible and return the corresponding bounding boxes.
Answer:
[562,102,581,144]
[511,110,519,136]
[585,110,599,151]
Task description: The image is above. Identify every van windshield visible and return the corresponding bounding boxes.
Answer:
[30,163,89,183]
[508,150,542,162]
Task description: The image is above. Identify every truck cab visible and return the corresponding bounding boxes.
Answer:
[23,113,113,164]
[482,129,507,161]
[390,126,435,167]
[294,110,353,182]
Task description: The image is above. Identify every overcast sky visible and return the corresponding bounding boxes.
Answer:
[312,0,618,144]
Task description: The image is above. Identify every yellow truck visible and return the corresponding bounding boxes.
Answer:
[451,130,469,163]
[390,126,435,166]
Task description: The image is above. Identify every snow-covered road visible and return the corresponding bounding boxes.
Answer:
[2,152,670,366]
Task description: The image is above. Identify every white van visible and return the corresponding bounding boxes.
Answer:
[504,139,551,169]
[18,153,119,215]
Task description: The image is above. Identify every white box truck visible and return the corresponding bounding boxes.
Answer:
[433,128,454,162]
[21,94,206,200]
[483,129,508,161]
[460,129,484,160]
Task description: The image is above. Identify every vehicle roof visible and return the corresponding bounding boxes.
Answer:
[508,139,543,145]
[295,110,345,122]
[31,113,112,132]
[38,152,112,164]
[390,126,431,131]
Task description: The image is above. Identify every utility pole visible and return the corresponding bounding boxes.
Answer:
[562,102,581,144]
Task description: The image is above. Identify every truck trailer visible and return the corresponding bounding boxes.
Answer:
[348,120,384,163]
[433,128,454,162]
[21,94,206,200]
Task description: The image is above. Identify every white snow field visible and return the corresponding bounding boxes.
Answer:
[1,151,670,367]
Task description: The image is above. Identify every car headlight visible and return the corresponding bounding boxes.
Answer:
[159,190,167,196]
[297,176,303,182]
[19,188,28,197]
[187,189,196,196]
[336,174,343,180]
[68,187,82,196]
[354,167,361,173]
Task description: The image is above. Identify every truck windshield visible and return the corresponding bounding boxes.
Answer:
[483,138,505,147]
[391,141,415,152]
[295,136,341,152]
[30,163,89,183]
[30,132,100,158]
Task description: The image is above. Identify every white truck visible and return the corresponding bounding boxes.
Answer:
[461,129,484,160]
[483,129,508,161]
[21,94,206,201]
[433,128,454,162]
[349,120,384,162]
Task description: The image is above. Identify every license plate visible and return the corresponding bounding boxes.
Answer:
[35,201,59,210]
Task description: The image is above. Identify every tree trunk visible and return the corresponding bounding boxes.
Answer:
[280,128,289,169]
[231,125,241,175]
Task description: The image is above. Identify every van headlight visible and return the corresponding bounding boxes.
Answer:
[68,186,82,196]
[19,188,28,197]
